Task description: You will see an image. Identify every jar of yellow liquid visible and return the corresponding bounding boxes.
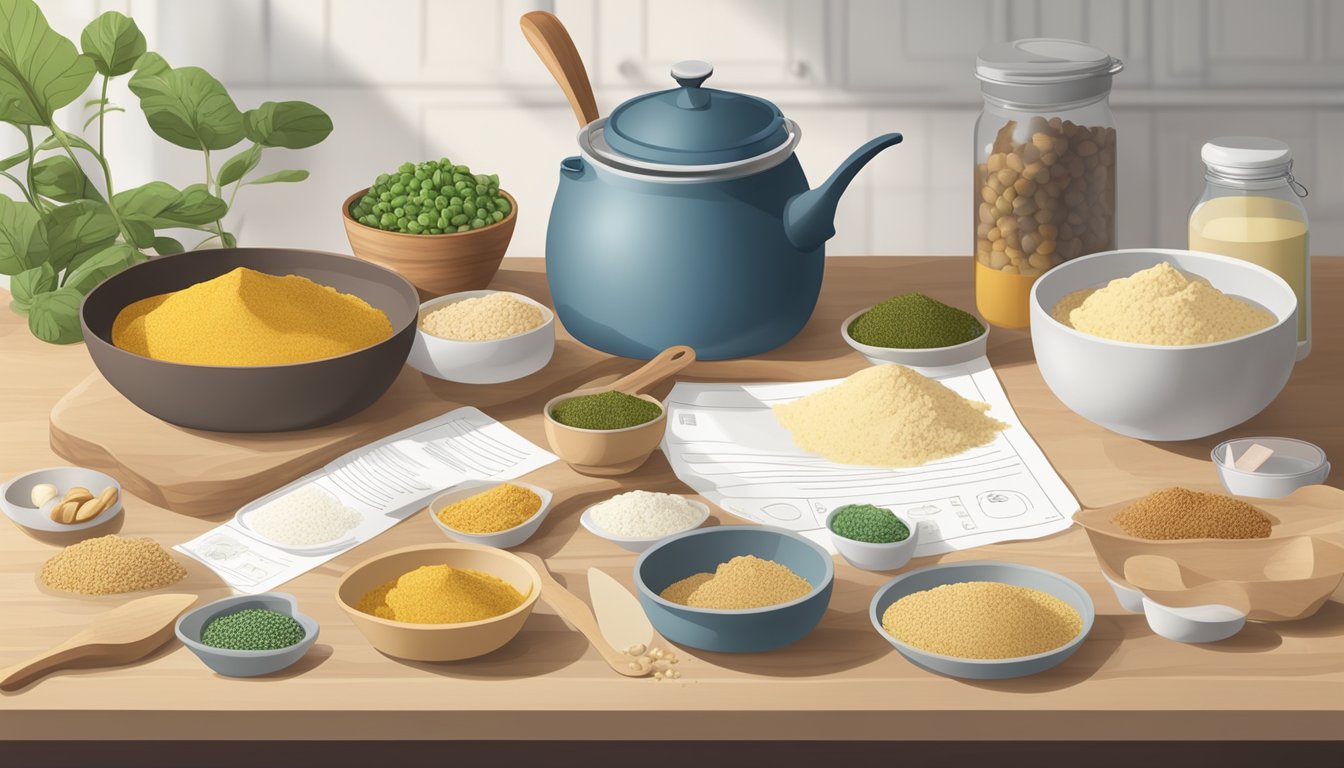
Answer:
[1189,137,1310,359]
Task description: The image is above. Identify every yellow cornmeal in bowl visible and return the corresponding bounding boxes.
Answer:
[882,581,1082,659]
[355,564,527,624]
[660,555,813,610]
[112,267,393,365]
[1051,262,1275,345]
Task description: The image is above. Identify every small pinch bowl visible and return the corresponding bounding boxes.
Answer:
[175,592,320,678]
[543,393,667,476]
[825,507,921,572]
[1140,598,1246,644]
[342,188,518,301]
[335,543,541,662]
[408,290,555,384]
[842,307,989,369]
[1212,437,1330,498]
[428,480,554,549]
[580,496,711,553]
[1,467,124,544]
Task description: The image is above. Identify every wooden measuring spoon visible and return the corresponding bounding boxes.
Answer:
[588,567,654,653]
[518,553,647,677]
[520,11,600,128]
[571,345,697,397]
[0,593,197,691]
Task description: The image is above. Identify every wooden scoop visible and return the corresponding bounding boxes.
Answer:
[518,553,647,677]
[520,11,600,128]
[0,593,197,691]
[570,345,697,398]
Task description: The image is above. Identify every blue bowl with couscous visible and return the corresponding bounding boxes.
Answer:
[634,526,834,653]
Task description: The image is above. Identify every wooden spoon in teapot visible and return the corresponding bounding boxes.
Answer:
[520,11,600,128]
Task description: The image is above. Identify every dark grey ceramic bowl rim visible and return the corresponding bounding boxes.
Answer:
[868,560,1095,667]
[81,247,419,370]
[634,525,835,615]
[175,592,319,658]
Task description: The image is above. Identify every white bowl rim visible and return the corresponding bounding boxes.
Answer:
[428,479,553,538]
[1030,248,1298,351]
[868,559,1096,666]
[841,305,989,355]
[1140,596,1247,623]
[824,505,917,549]
[579,495,710,544]
[1211,436,1327,478]
[175,591,319,658]
[415,289,555,345]
[634,524,835,615]
[543,391,667,435]
[0,466,124,532]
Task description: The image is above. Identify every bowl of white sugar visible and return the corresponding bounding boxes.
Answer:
[408,290,555,384]
[580,490,711,553]
[236,483,363,553]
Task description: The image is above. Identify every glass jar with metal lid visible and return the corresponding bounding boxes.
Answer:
[973,39,1123,329]
[1189,136,1310,360]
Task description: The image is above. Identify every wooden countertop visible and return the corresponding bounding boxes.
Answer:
[1,256,1340,742]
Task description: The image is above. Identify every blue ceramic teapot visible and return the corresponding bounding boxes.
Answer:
[546,60,902,360]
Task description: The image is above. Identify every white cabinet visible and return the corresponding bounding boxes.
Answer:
[1153,0,1344,86]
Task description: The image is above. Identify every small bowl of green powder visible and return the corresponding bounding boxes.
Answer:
[176,592,319,678]
[843,293,989,368]
[544,390,668,476]
[826,504,921,572]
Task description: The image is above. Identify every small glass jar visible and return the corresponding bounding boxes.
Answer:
[973,39,1123,328]
[1189,137,1310,360]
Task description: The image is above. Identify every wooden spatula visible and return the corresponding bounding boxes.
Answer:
[588,567,654,653]
[518,553,647,677]
[568,345,697,397]
[520,11,600,128]
[0,593,197,691]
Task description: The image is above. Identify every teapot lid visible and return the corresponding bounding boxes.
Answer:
[604,60,790,165]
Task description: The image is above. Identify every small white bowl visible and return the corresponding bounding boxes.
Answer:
[825,506,920,571]
[235,485,361,554]
[841,306,989,368]
[408,290,555,384]
[0,466,123,536]
[579,497,710,553]
[1101,571,1146,613]
[1212,437,1329,498]
[1141,597,1247,644]
[429,480,553,549]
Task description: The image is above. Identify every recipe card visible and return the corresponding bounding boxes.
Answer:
[660,359,1078,556]
[176,407,556,594]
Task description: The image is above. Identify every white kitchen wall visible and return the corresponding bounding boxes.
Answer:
[18,0,1344,259]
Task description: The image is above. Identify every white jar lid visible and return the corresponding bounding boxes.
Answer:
[1202,136,1293,179]
[976,38,1123,106]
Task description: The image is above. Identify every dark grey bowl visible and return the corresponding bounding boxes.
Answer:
[81,248,419,432]
[176,592,319,678]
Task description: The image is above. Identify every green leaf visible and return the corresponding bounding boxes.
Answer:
[80,11,146,77]
[30,155,102,203]
[247,169,309,185]
[222,231,236,248]
[10,261,55,312]
[37,131,95,154]
[62,242,136,295]
[123,219,154,248]
[46,200,117,271]
[0,147,25,172]
[244,101,333,149]
[0,0,97,125]
[83,105,124,130]
[217,143,262,187]
[161,183,227,226]
[152,236,184,255]
[27,286,84,344]
[0,194,47,275]
[128,54,245,150]
[113,180,227,228]
[112,180,178,220]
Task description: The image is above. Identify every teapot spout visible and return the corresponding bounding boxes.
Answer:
[783,133,903,252]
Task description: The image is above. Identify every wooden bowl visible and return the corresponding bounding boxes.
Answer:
[341,188,518,300]
[335,543,540,662]
[542,392,667,476]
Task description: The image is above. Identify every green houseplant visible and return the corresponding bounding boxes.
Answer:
[0,0,333,343]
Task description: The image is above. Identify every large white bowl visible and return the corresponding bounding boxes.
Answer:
[408,290,555,384]
[1030,249,1298,441]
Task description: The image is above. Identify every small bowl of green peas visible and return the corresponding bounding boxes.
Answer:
[342,158,518,299]
[175,592,320,678]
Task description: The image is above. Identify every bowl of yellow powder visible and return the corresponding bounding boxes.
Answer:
[429,480,553,549]
[634,526,833,653]
[336,542,540,661]
[869,561,1094,680]
[81,248,420,432]
[1030,248,1298,441]
[408,290,555,384]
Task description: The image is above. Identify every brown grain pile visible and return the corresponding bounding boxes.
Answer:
[882,581,1082,659]
[40,535,187,595]
[1111,487,1272,540]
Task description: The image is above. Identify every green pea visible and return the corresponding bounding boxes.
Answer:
[471,218,485,228]
[414,169,427,180]
[417,213,432,226]
[491,210,504,222]
[435,196,448,209]
[429,227,442,234]
[450,214,468,226]
[446,205,462,218]
[463,201,476,216]
[457,224,470,232]
[406,221,423,233]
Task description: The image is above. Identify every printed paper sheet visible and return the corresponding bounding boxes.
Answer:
[660,359,1078,556]
[176,407,556,594]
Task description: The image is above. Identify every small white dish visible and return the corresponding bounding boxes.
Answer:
[235,486,361,554]
[1212,437,1329,498]
[429,480,554,549]
[1141,597,1247,644]
[580,497,710,553]
[841,306,989,368]
[825,506,920,571]
[1101,571,1145,613]
[408,290,555,384]
[0,466,123,536]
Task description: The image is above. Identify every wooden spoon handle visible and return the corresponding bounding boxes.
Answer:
[0,640,99,691]
[609,345,697,396]
[519,554,645,677]
[520,11,600,128]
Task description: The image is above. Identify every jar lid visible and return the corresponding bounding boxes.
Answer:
[603,60,790,166]
[1202,136,1293,179]
[976,39,1123,106]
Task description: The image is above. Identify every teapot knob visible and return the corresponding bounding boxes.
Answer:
[671,60,713,89]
